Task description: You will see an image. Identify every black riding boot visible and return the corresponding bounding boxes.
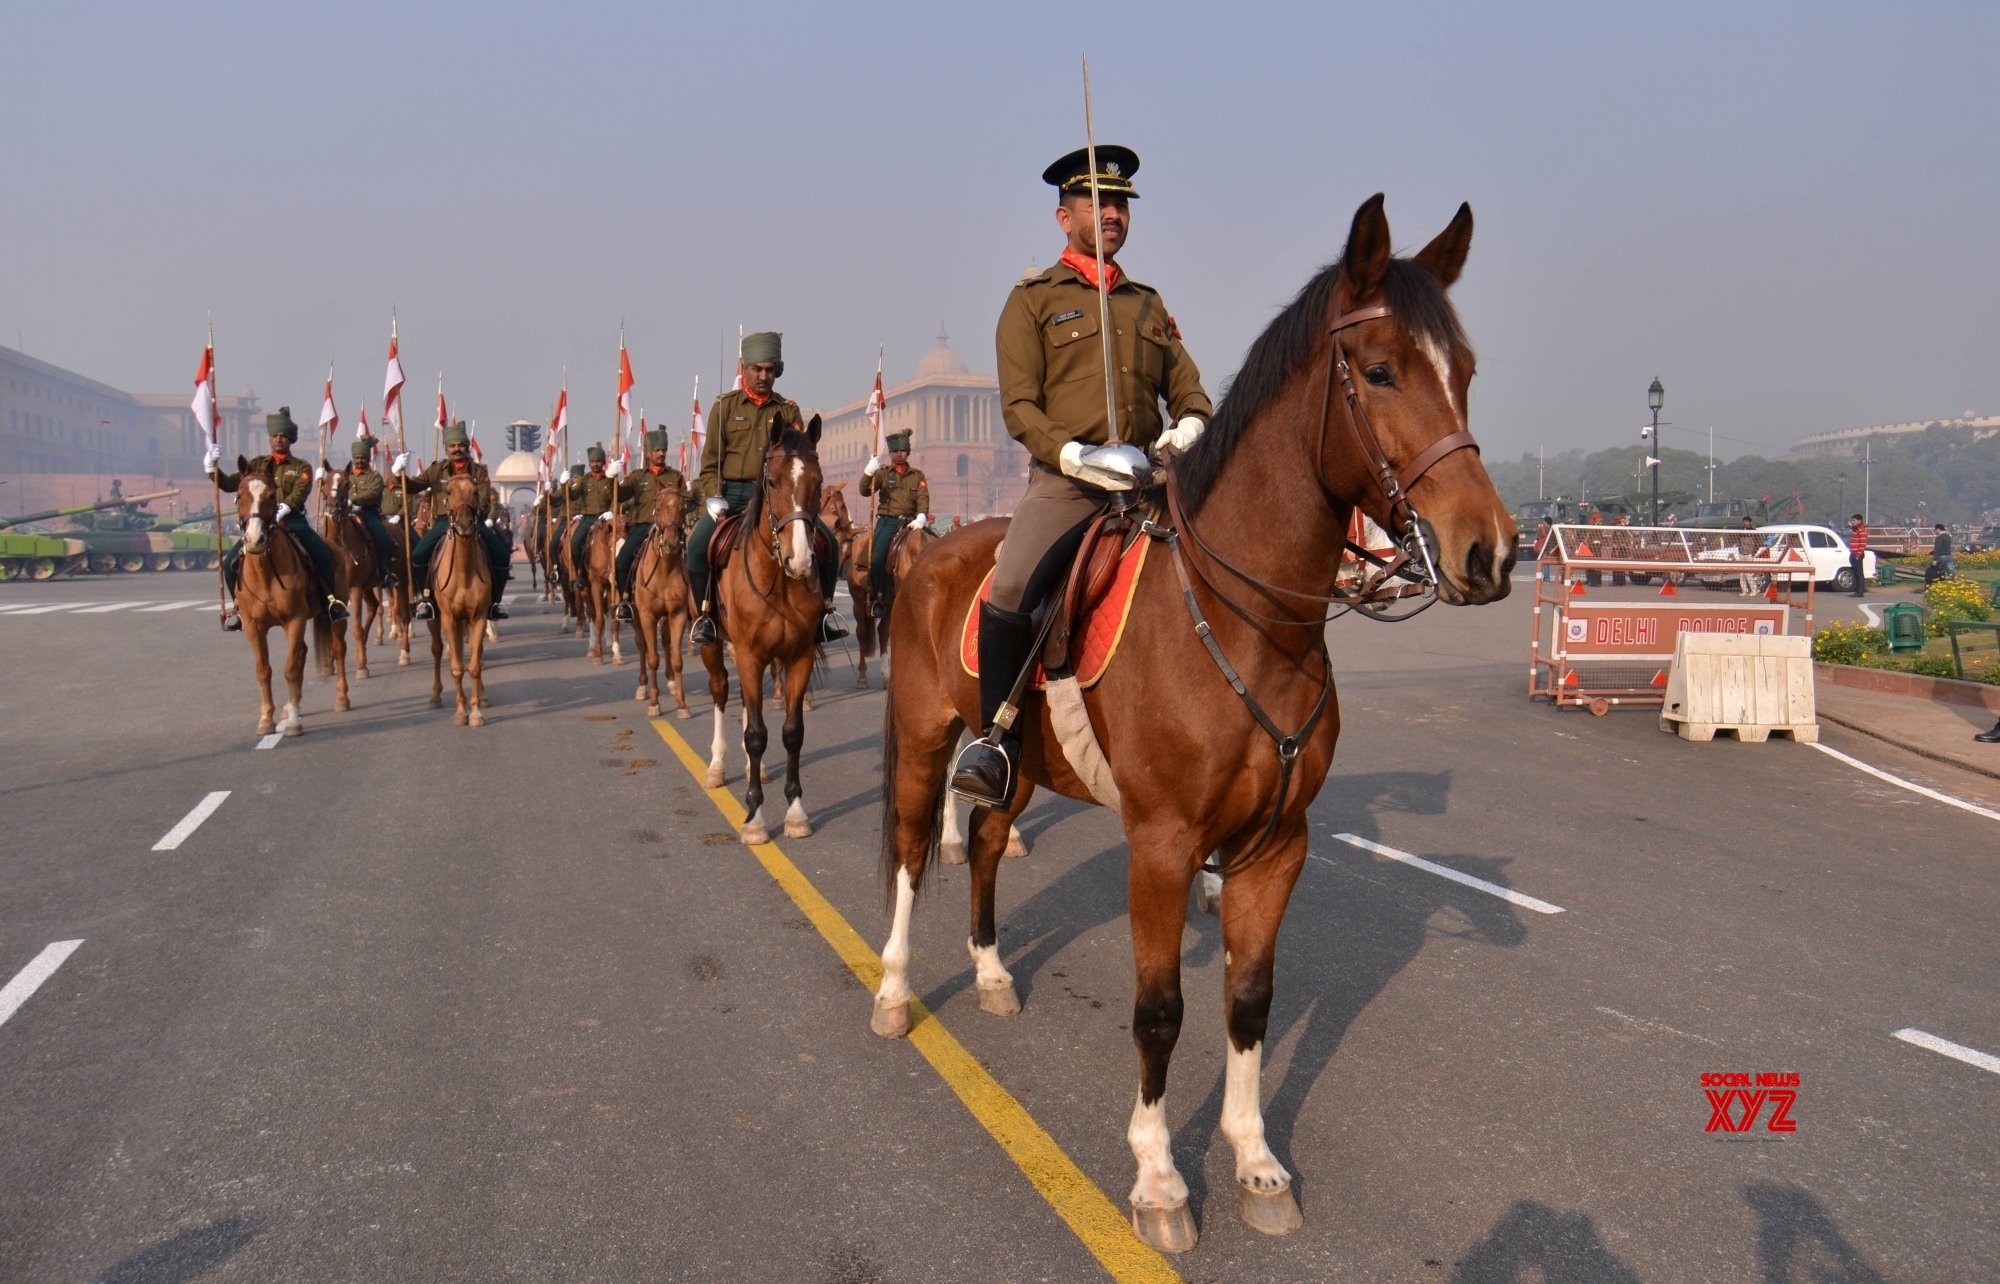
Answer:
[950,603,1035,809]
[689,564,719,646]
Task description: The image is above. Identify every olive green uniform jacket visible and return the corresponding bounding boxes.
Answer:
[995,261,1212,469]
[622,464,686,519]
[561,470,618,515]
[403,457,496,518]
[215,454,315,508]
[696,390,805,502]
[343,464,386,510]
[861,465,929,519]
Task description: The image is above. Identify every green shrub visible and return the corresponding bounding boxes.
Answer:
[1923,575,1993,637]
[1812,619,1885,665]
[1903,652,1959,679]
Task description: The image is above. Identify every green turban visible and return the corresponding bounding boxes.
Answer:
[586,444,606,463]
[443,420,470,446]
[350,438,373,460]
[645,428,668,452]
[741,331,783,377]
[569,464,585,478]
[885,431,912,453]
[266,406,298,441]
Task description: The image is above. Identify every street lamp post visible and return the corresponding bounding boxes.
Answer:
[1837,473,1847,523]
[1646,378,1665,526]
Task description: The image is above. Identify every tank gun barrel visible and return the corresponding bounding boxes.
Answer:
[0,488,180,530]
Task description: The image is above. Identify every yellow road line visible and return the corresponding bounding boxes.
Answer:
[650,718,1180,1284]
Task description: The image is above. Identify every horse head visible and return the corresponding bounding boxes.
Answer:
[761,413,824,581]
[236,456,277,553]
[444,475,481,537]
[1325,195,1514,603]
[651,485,686,554]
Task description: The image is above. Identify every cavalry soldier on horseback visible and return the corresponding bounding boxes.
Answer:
[613,428,686,623]
[951,145,1213,808]
[392,421,511,621]
[562,445,619,595]
[859,429,931,625]
[687,330,848,647]
[332,435,399,586]
[207,406,351,631]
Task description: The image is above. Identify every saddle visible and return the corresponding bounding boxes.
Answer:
[962,508,1151,690]
[704,508,835,579]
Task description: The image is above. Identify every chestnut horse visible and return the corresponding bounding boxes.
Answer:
[846,525,878,685]
[630,485,693,719]
[232,460,349,735]
[324,475,385,679]
[699,414,826,844]
[426,475,493,726]
[870,196,1515,1254]
[565,515,622,664]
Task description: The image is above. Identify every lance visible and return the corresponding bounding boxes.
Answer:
[392,312,415,623]
[316,359,332,527]
[1082,55,1120,446]
[207,314,228,628]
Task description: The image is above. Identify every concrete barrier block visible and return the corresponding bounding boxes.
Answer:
[1660,633,1818,742]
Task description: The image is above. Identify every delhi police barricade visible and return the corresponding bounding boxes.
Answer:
[1529,524,1817,714]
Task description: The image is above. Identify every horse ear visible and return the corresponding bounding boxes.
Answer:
[1413,202,1473,288]
[767,416,788,448]
[806,413,822,446]
[236,454,250,474]
[1341,193,1392,302]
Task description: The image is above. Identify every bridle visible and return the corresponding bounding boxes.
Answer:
[759,442,820,581]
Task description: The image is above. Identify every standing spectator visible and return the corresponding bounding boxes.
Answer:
[1610,513,1631,586]
[1534,518,1556,582]
[1846,513,1869,598]
[1583,509,1605,587]
[1924,523,1954,586]
[1736,517,1763,597]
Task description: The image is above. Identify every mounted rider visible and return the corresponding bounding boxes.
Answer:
[613,428,687,623]
[329,434,400,586]
[951,144,1213,808]
[562,445,619,595]
[392,421,511,621]
[207,406,351,631]
[687,330,849,647]
[859,429,931,623]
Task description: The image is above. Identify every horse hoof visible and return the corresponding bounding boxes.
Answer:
[335,697,351,712]
[256,719,275,735]
[397,654,410,667]
[635,685,647,701]
[676,707,691,721]
[453,710,468,726]
[1004,829,1030,860]
[478,695,490,708]
[647,703,662,717]
[740,823,769,845]
[704,769,724,789]
[1238,1182,1303,1237]
[357,668,370,680]
[1130,1201,1197,1255]
[428,696,442,709]
[854,673,868,688]
[281,722,302,738]
[977,982,1021,1017]
[469,712,485,728]
[870,998,910,1039]
[783,817,812,839]
[939,839,967,866]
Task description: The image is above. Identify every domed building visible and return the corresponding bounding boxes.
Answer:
[492,448,542,513]
[819,323,1028,520]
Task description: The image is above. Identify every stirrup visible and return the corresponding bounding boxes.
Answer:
[381,572,399,588]
[949,734,1015,809]
[690,613,720,645]
[222,610,242,632]
[573,578,588,594]
[817,609,850,643]
[614,602,634,622]
[488,603,508,620]
[327,597,349,622]
[414,598,437,621]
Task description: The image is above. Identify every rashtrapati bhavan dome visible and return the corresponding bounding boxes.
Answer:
[819,324,1027,520]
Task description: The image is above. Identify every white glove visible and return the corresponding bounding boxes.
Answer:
[387,514,401,525]
[605,459,623,478]
[484,518,495,527]
[274,503,292,522]
[705,497,728,520]
[203,446,222,474]
[1058,440,1150,492]
[314,465,328,482]
[600,510,614,522]
[911,513,929,530]
[863,453,883,476]
[391,452,411,477]
[1153,415,1205,456]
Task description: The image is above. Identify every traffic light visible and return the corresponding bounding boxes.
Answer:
[506,421,542,454]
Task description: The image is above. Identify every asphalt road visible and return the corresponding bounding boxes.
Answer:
[1,570,1994,1282]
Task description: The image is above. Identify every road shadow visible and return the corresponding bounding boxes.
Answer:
[918,841,1129,1014]
[1745,1182,1887,1284]
[93,1214,263,1284]
[1450,1201,1641,1283]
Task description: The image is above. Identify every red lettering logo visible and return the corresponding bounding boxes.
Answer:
[1701,1074,1800,1134]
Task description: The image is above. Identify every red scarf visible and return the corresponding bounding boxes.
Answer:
[743,387,772,407]
[1060,248,1120,291]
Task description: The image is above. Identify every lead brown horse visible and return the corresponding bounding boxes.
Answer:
[232,460,349,735]
[699,414,827,844]
[630,484,693,718]
[426,475,493,726]
[870,196,1515,1254]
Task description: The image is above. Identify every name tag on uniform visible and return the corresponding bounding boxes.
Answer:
[1049,309,1084,326]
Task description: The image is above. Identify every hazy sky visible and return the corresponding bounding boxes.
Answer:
[4,1,1993,463]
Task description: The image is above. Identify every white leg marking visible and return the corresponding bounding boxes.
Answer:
[940,793,967,863]
[1221,1041,1290,1192]
[876,867,917,1008]
[707,707,727,777]
[1127,1093,1189,1210]
[967,937,1013,992]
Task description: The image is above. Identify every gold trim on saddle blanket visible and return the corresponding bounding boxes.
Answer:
[958,536,1151,691]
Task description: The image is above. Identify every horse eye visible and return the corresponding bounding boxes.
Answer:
[1364,365,1394,387]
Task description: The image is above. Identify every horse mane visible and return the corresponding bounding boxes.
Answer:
[1174,255,1469,517]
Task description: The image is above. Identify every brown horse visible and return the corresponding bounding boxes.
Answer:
[425,475,494,726]
[564,514,623,664]
[323,476,386,679]
[630,485,693,719]
[846,525,877,685]
[699,414,827,844]
[232,460,349,735]
[869,196,1515,1254]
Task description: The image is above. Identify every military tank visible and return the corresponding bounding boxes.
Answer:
[0,489,184,578]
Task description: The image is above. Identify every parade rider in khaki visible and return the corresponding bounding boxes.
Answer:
[951,144,1213,808]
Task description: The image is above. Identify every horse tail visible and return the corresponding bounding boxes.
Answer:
[878,666,944,911]
[313,611,333,678]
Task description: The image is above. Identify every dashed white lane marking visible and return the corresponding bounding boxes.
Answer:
[3,602,101,615]
[1893,1028,2000,1076]
[153,791,231,851]
[1329,832,1568,914]
[73,602,152,613]
[0,940,84,1029]
[137,601,209,612]
[255,734,283,750]
[1808,742,2000,823]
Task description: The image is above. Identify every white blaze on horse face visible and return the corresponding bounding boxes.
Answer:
[1127,1091,1189,1211]
[1221,1040,1289,1191]
[1417,335,1461,427]
[243,478,271,550]
[784,458,813,579]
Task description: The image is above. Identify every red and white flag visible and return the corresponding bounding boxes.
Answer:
[677,434,687,474]
[467,419,483,461]
[317,365,339,450]
[543,386,569,468]
[627,415,644,470]
[865,365,885,457]
[434,375,448,437]
[355,402,370,444]
[689,378,705,460]
[617,341,636,445]
[733,325,744,391]
[383,323,406,434]
[191,341,217,452]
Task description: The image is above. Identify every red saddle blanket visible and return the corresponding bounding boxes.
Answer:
[959,536,1150,691]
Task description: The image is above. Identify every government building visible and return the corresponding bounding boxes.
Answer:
[819,325,1029,521]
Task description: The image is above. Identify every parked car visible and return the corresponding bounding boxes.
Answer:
[1751,524,1878,592]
